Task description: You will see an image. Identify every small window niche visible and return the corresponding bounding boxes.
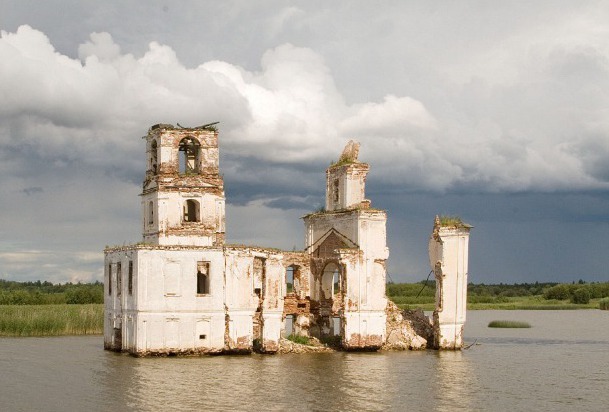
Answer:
[197,261,210,295]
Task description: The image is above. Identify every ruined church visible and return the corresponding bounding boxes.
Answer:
[104,124,471,355]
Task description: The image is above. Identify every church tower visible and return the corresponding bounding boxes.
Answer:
[303,141,388,350]
[325,141,370,211]
[141,123,225,247]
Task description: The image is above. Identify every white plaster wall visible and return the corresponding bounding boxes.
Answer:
[344,169,366,208]
[223,250,258,311]
[343,311,386,346]
[340,251,387,313]
[141,190,224,246]
[325,165,369,211]
[305,211,387,257]
[357,215,389,258]
[305,212,358,248]
[431,227,470,349]
[225,310,253,350]
[158,143,174,167]
[105,247,228,353]
[134,311,225,352]
[261,312,283,347]
[263,256,285,311]
[135,248,225,311]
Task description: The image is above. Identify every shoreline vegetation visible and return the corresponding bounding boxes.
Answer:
[1,279,607,337]
[388,281,609,311]
[0,304,103,337]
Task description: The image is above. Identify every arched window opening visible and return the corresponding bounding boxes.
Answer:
[332,269,341,296]
[150,140,158,174]
[197,261,210,295]
[333,179,339,203]
[321,262,341,299]
[285,265,301,296]
[148,201,154,225]
[183,199,200,222]
[286,266,294,294]
[178,137,200,174]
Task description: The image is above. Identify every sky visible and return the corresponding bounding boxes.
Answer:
[0,0,608,284]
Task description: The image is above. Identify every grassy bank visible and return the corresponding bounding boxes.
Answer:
[392,295,602,311]
[388,281,609,311]
[0,304,103,337]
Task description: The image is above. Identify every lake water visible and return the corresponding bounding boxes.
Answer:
[1,310,608,411]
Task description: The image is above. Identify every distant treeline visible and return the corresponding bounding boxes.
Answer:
[0,280,103,305]
[387,280,609,305]
[2,278,608,306]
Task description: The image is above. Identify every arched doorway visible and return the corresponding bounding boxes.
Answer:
[321,262,341,299]
[320,262,342,337]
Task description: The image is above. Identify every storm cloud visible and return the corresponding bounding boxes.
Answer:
[0,1,608,283]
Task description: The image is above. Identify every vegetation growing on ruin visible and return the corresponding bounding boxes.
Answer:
[287,334,311,345]
[329,157,358,168]
[0,304,103,336]
[439,215,467,227]
[488,320,531,328]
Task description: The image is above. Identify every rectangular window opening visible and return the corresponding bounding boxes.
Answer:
[197,261,210,295]
[128,261,133,295]
[116,262,122,296]
[108,264,112,295]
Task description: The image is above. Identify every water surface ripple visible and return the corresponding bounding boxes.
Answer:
[1,310,608,411]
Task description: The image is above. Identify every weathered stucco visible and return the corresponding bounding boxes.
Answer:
[429,216,472,349]
[104,125,471,356]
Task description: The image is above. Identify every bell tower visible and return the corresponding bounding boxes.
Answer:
[304,140,389,350]
[325,140,370,211]
[141,123,225,247]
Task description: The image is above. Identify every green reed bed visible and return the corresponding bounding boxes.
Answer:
[488,320,531,328]
[0,304,103,337]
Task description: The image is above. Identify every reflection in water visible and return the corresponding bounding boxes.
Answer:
[99,352,408,412]
[432,351,476,412]
[2,311,609,412]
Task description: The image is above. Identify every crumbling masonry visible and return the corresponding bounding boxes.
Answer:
[104,124,471,355]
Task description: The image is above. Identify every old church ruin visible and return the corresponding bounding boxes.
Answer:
[104,124,471,355]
